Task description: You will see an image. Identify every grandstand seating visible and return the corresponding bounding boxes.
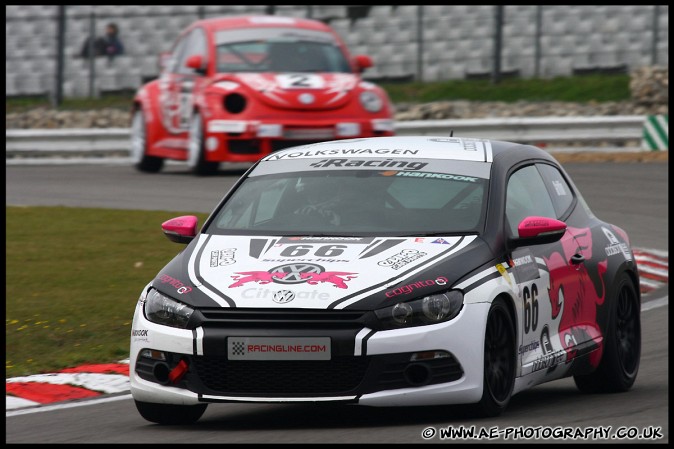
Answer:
[5,4,669,97]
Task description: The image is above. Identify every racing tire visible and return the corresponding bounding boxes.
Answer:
[130,109,164,173]
[473,297,516,417]
[187,112,219,176]
[573,273,640,393]
[134,400,208,425]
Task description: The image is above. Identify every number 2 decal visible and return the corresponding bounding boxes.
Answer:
[289,74,311,88]
[276,74,325,89]
[523,283,539,334]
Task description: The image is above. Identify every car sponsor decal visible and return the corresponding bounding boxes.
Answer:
[131,329,150,343]
[379,171,479,182]
[377,249,427,270]
[329,236,475,309]
[241,288,331,301]
[260,138,493,163]
[602,226,632,260]
[309,158,428,171]
[385,276,448,298]
[510,248,540,283]
[156,274,192,294]
[210,248,237,267]
[189,234,236,308]
[229,263,358,289]
[227,337,331,361]
[264,148,420,160]
[431,238,452,244]
[252,158,491,179]
[518,339,540,355]
[192,235,476,309]
[496,263,512,286]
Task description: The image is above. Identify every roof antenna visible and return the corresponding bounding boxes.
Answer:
[449,130,454,137]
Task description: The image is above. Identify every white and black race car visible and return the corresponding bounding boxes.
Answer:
[130,136,641,424]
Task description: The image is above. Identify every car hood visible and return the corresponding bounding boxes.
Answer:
[152,234,495,310]
[221,73,360,110]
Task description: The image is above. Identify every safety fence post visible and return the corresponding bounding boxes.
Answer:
[642,115,669,151]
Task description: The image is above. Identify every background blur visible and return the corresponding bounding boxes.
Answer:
[5,5,669,99]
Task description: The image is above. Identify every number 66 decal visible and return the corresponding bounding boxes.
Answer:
[523,283,539,334]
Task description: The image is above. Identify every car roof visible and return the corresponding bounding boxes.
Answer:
[189,15,334,34]
[263,136,535,164]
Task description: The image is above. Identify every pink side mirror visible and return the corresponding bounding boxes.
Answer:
[518,216,567,239]
[162,215,198,244]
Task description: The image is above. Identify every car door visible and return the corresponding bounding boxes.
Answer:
[160,27,209,137]
[536,162,609,372]
[504,163,581,379]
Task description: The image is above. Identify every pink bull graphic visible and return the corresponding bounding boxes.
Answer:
[228,270,358,289]
[300,272,358,289]
[544,226,607,368]
[229,271,286,288]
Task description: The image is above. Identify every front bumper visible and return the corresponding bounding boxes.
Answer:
[129,301,489,407]
[201,118,395,162]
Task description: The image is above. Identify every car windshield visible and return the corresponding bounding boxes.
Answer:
[206,170,487,236]
[214,27,351,73]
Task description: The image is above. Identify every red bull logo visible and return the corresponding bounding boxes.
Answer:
[229,271,286,288]
[228,263,358,289]
[300,272,358,289]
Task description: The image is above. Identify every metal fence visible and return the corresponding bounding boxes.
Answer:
[5,5,669,103]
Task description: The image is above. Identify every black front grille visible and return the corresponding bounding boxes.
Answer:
[192,356,369,395]
[195,309,371,330]
[228,139,260,154]
[184,352,464,397]
[226,139,324,154]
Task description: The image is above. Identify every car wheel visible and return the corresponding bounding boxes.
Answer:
[134,400,208,425]
[574,273,640,393]
[473,297,516,417]
[187,112,219,176]
[130,109,164,173]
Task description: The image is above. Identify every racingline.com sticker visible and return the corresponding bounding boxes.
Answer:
[227,337,331,360]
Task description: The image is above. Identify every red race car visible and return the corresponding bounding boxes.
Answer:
[130,15,395,174]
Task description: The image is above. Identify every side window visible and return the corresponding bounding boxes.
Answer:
[506,165,557,235]
[180,27,208,74]
[537,163,574,218]
[175,30,197,75]
[168,35,188,74]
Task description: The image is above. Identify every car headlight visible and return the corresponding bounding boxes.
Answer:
[359,91,383,113]
[374,290,463,330]
[143,288,194,329]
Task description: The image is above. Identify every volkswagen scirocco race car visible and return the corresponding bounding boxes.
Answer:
[130,15,395,175]
[130,136,641,425]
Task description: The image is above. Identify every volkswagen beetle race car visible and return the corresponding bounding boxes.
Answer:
[130,15,395,175]
[130,136,641,424]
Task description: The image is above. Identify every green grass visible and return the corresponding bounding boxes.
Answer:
[380,74,631,103]
[5,206,209,378]
[5,74,631,114]
[6,91,135,114]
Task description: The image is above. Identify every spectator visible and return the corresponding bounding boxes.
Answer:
[79,22,124,61]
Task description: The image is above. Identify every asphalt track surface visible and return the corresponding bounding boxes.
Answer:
[5,161,669,443]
